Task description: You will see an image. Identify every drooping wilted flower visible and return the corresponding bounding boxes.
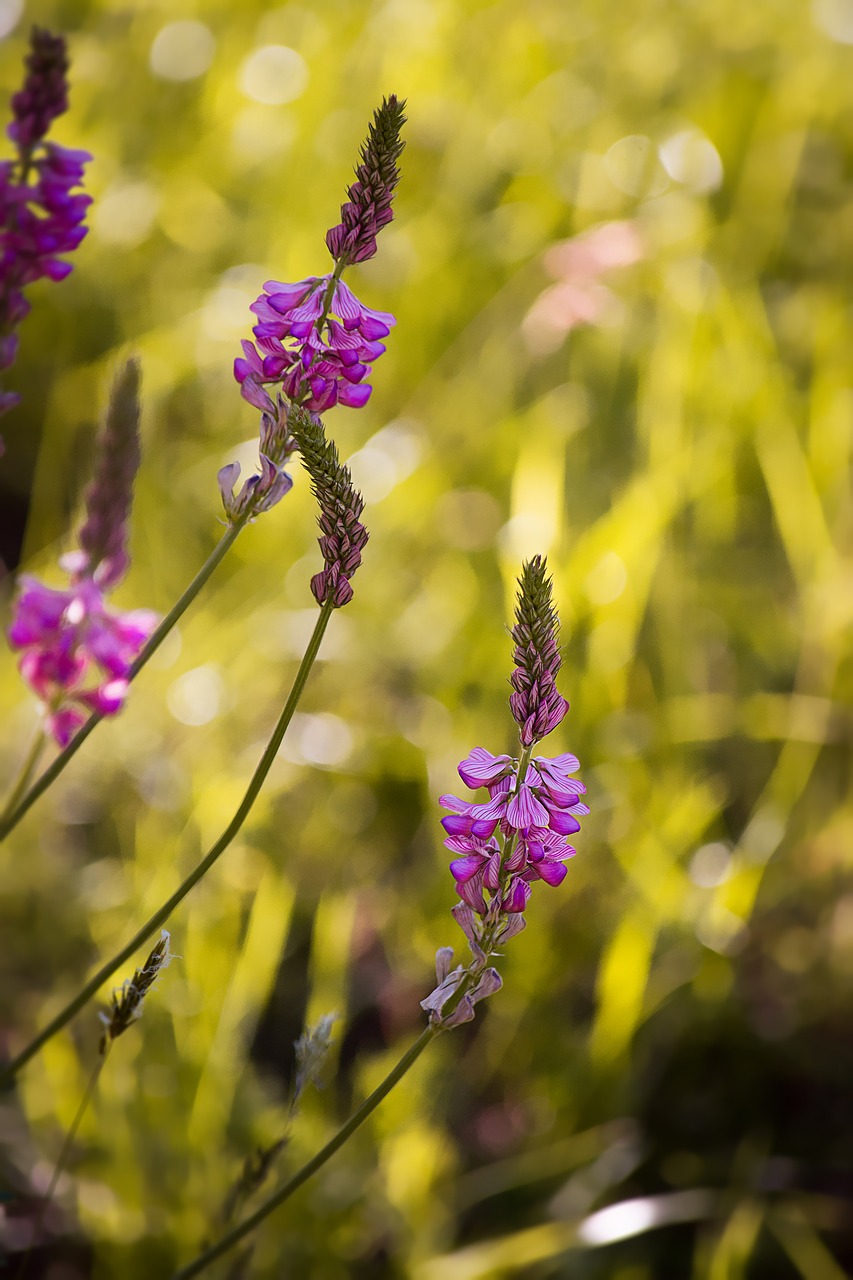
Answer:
[293,1012,337,1106]
[99,931,172,1054]
[8,362,157,744]
[325,95,407,267]
[289,406,369,608]
[422,557,587,1029]
[218,382,296,523]
[0,28,91,415]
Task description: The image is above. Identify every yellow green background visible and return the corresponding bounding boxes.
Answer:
[1,0,852,1276]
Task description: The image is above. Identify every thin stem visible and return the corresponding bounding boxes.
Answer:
[17,1049,108,1280]
[172,1027,438,1280]
[0,600,334,1088]
[0,728,46,828]
[0,516,250,843]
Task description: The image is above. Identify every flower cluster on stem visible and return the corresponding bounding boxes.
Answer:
[233,96,404,418]
[0,27,91,416]
[7,361,157,745]
[423,556,588,1028]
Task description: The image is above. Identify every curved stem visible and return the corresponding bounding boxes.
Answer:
[0,728,46,829]
[172,1026,437,1280]
[0,516,250,843]
[0,600,334,1089]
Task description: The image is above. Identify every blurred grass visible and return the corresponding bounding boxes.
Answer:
[1,0,852,1276]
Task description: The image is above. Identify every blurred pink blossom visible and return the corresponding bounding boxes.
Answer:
[522,220,644,355]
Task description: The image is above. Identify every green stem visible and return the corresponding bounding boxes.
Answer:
[172,1027,438,1280]
[0,516,250,843]
[17,1050,108,1280]
[0,729,46,828]
[0,600,334,1089]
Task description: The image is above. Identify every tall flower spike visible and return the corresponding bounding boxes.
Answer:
[325,95,407,267]
[423,555,586,1029]
[288,405,369,608]
[74,358,141,588]
[0,28,91,416]
[509,555,569,747]
[98,931,172,1054]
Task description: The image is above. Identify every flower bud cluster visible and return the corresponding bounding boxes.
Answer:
[289,406,369,608]
[325,95,406,266]
[0,29,91,415]
[76,359,142,587]
[510,555,569,746]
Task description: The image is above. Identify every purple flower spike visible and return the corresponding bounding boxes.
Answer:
[0,29,91,416]
[426,555,587,1032]
[232,98,403,421]
[509,555,569,747]
[288,405,369,609]
[325,95,406,267]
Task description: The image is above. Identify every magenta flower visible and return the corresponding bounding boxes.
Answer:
[0,29,91,416]
[9,575,157,745]
[232,98,403,423]
[235,275,395,415]
[8,362,156,745]
[423,557,587,1030]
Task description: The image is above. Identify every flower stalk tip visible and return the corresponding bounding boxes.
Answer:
[510,554,569,747]
[0,27,91,416]
[8,27,70,153]
[75,358,142,588]
[325,94,407,268]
